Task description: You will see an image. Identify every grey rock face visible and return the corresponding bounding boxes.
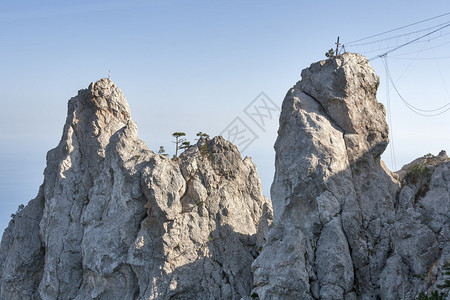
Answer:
[388,151,450,299]
[0,189,44,300]
[129,137,272,299]
[252,53,449,299]
[0,78,272,299]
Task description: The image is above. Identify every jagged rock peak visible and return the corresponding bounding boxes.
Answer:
[84,77,130,118]
[53,78,133,170]
[70,78,131,132]
[300,52,389,161]
[252,53,449,299]
[0,78,273,300]
[300,53,382,132]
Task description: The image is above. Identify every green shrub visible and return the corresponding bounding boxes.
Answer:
[417,291,445,300]
[196,132,211,160]
[405,162,432,202]
[325,48,335,58]
[157,146,169,157]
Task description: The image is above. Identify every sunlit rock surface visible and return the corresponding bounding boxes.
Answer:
[252,53,449,300]
[1,54,448,300]
[0,78,272,299]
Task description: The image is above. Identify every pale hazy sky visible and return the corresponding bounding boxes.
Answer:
[1,0,450,233]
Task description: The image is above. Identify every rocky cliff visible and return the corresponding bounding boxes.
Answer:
[252,53,449,299]
[0,78,272,299]
[1,53,449,300]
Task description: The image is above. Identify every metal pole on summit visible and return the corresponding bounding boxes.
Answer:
[335,36,340,55]
[108,70,110,79]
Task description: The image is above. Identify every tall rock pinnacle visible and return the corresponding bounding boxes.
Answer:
[252,53,449,299]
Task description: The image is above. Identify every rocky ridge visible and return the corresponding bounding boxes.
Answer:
[1,53,449,300]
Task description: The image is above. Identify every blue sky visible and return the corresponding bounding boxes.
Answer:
[1,0,450,233]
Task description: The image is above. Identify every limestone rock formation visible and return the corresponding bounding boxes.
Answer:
[1,54,449,300]
[0,78,272,299]
[252,53,449,299]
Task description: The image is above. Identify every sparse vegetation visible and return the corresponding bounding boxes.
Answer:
[166,132,211,159]
[325,48,335,58]
[417,291,445,300]
[405,162,431,184]
[436,262,450,290]
[180,141,190,150]
[416,262,449,299]
[157,146,169,157]
[402,152,449,202]
[200,142,209,157]
[404,162,432,202]
[196,132,211,159]
[196,132,210,140]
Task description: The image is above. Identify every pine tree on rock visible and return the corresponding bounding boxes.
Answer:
[172,132,187,158]
[158,146,169,157]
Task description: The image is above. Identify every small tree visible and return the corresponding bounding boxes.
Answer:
[196,132,210,140]
[325,48,335,58]
[172,132,187,157]
[196,132,210,157]
[157,146,169,157]
[180,141,191,150]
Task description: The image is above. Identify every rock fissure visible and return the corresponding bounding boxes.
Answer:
[302,89,348,137]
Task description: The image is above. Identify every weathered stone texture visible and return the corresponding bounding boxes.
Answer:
[252,53,449,299]
[0,78,272,300]
[1,54,449,300]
